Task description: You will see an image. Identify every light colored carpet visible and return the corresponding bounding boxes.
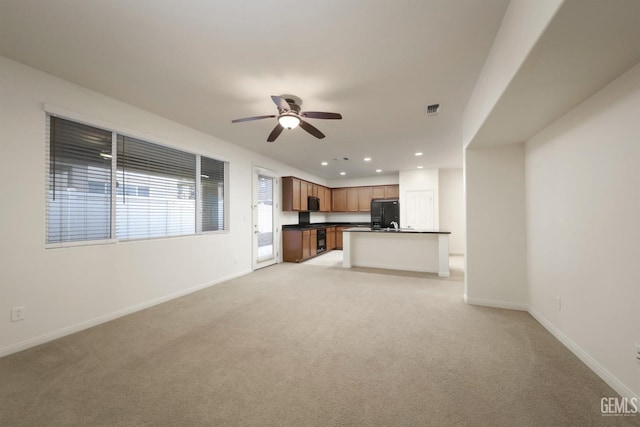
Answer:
[0,256,631,426]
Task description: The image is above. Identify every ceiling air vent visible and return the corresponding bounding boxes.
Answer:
[426,103,440,116]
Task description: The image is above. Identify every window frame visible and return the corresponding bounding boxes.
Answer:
[44,106,229,249]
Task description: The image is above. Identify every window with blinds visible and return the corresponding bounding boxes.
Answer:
[47,117,113,244]
[116,135,196,240]
[200,156,226,232]
[46,115,229,247]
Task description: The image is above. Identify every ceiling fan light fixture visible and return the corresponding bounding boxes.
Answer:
[278,114,300,129]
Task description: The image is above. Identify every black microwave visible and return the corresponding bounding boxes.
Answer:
[307,196,320,211]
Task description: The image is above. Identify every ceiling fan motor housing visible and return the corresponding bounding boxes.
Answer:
[283,99,301,114]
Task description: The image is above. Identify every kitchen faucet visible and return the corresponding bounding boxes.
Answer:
[390,221,399,230]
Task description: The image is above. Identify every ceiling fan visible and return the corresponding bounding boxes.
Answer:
[232,95,342,142]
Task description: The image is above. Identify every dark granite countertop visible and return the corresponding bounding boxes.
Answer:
[343,227,451,234]
[282,222,370,230]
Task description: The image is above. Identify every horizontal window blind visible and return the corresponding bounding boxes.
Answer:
[200,156,226,232]
[116,135,196,240]
[47,117,112,243]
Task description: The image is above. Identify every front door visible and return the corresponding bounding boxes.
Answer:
[253,167,278,270]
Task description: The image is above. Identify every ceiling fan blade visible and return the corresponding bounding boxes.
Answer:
[301,111,342,120]
[299,120,325,139]
[267,124,284,142]
[231,115,275,123]
[271,95,291,112]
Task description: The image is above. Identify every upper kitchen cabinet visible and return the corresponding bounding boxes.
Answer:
[372,186,385,199]
[283,177,398,212]
[371,185,399,200]
[384,185,399,199]
[332,185,398,212]
[346,188,359,212]
[332,188,347,211]
[300,180,308,211]
[282,177,301,211]
[358,187,372,212]
[319,186,331,212]
[282,176,331,212]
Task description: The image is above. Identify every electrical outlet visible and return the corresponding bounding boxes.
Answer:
[555,297,561,311]
[10,306,25,322]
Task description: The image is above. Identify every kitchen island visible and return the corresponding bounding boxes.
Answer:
[342,228,451,277]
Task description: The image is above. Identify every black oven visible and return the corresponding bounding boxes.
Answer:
[317,228,326,253]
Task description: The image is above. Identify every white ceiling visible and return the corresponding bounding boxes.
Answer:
[0,0,510,179]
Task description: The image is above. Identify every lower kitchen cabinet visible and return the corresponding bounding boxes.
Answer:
[302,230,311,259]
[284,225,368,262]
[327,227,336,250]
[283,229,319,263]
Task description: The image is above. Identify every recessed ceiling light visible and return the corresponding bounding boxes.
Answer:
[340,172,346,176]
[376,169,382,173]
[417,166,424,169]
[415,152,423,156]
[321,161,328,166]
[363,157,371,162]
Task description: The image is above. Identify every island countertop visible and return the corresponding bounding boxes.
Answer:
[343,227,451,234]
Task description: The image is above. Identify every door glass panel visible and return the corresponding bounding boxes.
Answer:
[257,174,274,261]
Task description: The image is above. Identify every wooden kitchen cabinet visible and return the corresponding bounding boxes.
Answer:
[283,228,322,262]
[283,230,303,262]
[358,187,372,211]
[332,188,347,211]
[310,229,317,256]
[300,181,308,211]
[371,184,399,200]
[346,188,359,211]
[282,177,301,211]
[384,185,399,199]
[371,186,385,199]
[336,226,349,249]
[302,230,311,259]
[327,227,336,250]
[284,177,399,213]
[317,186,324,211]
[320,186,331,212]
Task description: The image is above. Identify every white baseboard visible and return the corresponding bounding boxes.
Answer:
[465,296,638,399]
[528,307,639,401]
[463,294,528,311]
[0,269,252,358]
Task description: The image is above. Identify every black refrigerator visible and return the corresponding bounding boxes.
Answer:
[371,199,399,229]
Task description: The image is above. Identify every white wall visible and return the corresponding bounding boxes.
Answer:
[326,174,399,188]
[439,169,465,255]
[526,62,640,398]
[0,57,323,356]
[398,169,439,229]
[326,212,370,223]
[463,0,562,147]
[464,144,527,310]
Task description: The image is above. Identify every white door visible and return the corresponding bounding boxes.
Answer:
[253,167,278,270]
[406,189,434,230]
